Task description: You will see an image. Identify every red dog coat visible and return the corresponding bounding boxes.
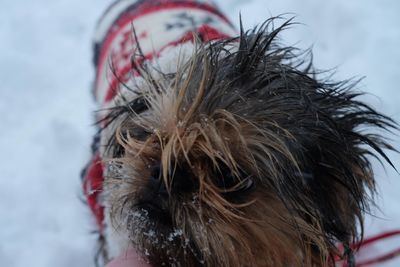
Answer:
[82,0,236,233]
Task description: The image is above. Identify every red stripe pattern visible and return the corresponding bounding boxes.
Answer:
[94,0,236,106]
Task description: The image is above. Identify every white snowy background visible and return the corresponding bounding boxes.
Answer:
[0,0,399,266]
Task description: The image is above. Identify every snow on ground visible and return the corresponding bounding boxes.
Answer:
[0,0,398,266]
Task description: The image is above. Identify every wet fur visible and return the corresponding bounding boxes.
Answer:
[97,18,397,266]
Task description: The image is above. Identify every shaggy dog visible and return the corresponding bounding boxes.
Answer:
[82,0,397,266]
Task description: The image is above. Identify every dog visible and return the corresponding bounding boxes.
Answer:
[81,0,397,266]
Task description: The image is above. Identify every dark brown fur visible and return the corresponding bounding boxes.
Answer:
[98,18,397,266]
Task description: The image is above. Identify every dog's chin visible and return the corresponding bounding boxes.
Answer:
[123,205,201,267]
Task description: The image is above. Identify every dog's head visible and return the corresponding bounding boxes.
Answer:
[100,19,396,267]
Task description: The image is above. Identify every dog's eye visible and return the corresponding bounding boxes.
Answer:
[216,167,254,193]
[130,127,151,141]
[231,176,255,193]
[241,177,254,191]
[108,127,150,158]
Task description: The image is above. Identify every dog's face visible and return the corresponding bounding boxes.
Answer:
[100,20,396,267]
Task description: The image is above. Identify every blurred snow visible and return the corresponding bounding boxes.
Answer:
[0,0,398,266]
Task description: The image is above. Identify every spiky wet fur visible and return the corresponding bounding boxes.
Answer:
[97,18,397,267]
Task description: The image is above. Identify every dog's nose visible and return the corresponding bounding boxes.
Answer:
[150,164,161,181]
[148,164,169,198]
[148,163,197,196]
[170,164,198,194]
